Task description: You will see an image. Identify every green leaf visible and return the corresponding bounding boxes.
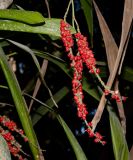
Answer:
[34,50,100,101]
[99,65,133,83]
[0,19,60,37]
[80,0,93,45]
[121,66,133,82]
[0,47,43,160]
[0,9,75,37]
[32,86,70,126]
[57,115,88,160]
[30,88,87,160]
[0,9,45,25]
[107,106,130,160]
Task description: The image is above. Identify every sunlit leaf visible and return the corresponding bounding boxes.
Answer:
[0,9,75,37]
[0,9,45,25]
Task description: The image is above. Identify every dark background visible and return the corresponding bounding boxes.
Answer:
[1,0,133,159]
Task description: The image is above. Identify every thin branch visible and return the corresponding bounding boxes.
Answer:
[44,0,51,18]
[24,92,55,113]
[91,0,132,132]
[28,60,48,112]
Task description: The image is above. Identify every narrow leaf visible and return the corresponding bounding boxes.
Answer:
[57,115,88,160]
[93,0,118,72]
[32,86,70,125]
[0,20,61,36]
[0,10,75,37]
[107,106,130,160]
[5,39,41,72]
[28,60,48,112]
[99,65,133,83]
[80,0,93,45]
[0,9,45,25]
[118,0,133,74]
[31,94,88,160]
[27,88,88,160]
[0,47,43,160]
[121,66,133,82]
[91,0,131,134]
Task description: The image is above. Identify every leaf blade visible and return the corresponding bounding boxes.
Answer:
[57,115,88,160]
[0,9,45,25]
[107,106,130,160]
[80,0,93,45]
[93,0,118,72]
[0,47,43,160]
[0,9,75,37]
[32,86,70,126]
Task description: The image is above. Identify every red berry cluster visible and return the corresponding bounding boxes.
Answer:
[104,89,121,102]
[86,122,106,145]
[75,33,100,74]
[74,32,122,103]
[71,54,88,120]
[60,20,74,52]
[60,20,106,144]
[0,115,28,159]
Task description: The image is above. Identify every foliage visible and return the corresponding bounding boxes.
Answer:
[0,0,132,160]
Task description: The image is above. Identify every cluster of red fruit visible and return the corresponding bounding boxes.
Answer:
[0,115,28,160]
[60,20,106,144]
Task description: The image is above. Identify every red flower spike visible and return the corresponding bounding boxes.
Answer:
[94,138,100,143]
[112,94,121,102]
[86,128,94,138]
[24,137,28,142]
[101,141,107,145]
[96,68,100,74]
[60,20,74,52]
[104,89,110,96]
[88,122,92,127]
[74,33,98,72]
[95,132,103,140]
[60,22,107,145]
[0,116,29,158]
[18,155,24,160]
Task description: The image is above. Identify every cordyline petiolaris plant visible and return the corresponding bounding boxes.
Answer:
[0,0,132,160]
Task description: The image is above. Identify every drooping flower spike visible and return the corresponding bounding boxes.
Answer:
[60,20,107,145]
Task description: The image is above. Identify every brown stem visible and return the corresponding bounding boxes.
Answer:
[130,145,133,160]
[91,0,133,132]
[28,60,48,112]
[44,0,51,18]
